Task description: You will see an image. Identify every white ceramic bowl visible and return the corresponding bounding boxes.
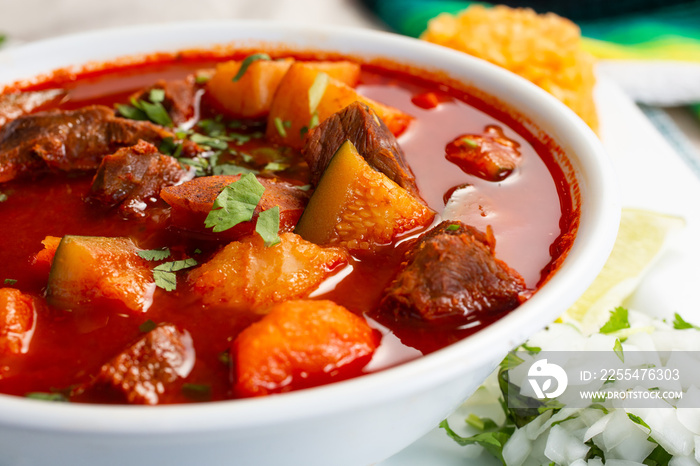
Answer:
[0,21,620,466]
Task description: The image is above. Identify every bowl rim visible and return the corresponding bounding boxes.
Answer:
[0,20,621,433]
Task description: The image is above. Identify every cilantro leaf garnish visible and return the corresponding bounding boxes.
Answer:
[308,72,329,114]
[273,117,289,138]
[256,206,281,247]
[672,312,700,330]
[138,248,171,261]
[116,92,173,127]
[198,117,226,137]
[190,133,228,150]
[0,192,7,202]
[212,164,258,176]
[461,136,479,148]
[182,383,212,401]
[627,413,651,431]
[613,338,624,362]
[195,73,211,84]
[153,258,198,291]
[263,162,288,172]
[440,419,513,464]
[25,392,69,402]
[159,137,183,157]
[204,173,265,233]
[4,278,18,285]
[599,306,630,334]
[446,224,460,231]
[138,319,157,333]
[233,53,271,82]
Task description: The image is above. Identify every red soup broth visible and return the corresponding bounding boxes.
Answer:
[0,53,578,403]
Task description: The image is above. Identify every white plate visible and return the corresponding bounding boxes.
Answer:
[381,77,700,465]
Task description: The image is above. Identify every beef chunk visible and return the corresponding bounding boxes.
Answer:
[379,221,526,323]
[0,105,174,182]
[94,323,194,405]
[445,125,521,182]
[87,140,193,217]
[130,78,196,126]
[302,101,421,199]
[161,175,309,241]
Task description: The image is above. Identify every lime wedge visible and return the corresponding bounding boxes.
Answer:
[561,208,685,333]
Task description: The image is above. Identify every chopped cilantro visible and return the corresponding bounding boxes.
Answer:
[198,117,226,137]
[263,162,288,172]
[117,92,173,127]
[672,312,700,330]
[182,383,212,401]
[599,306,630,334]
[218,350,231,366]
[148,88,166,103]
[190,133,229,150]
[613,338,624,362]
[138,248,171,261]
[308,72,329,114]
[159,137,183,157]
[233,53,271,82]
[212,164,258,176]
[0,192,7,202]
[446,224,460,231]
[520,343,541,354]
[25,392,68,402]
[194,73,211,84]
[204,173,265,233]
[273,117,288,138]
[4,278,18,285]
[138,320,157,333]
[153,258,198,291]
[116,103,147,121]
[179,156,210,177]
[461,136,479,148]
[440,419,513,464]
[627,413,651,431]
[193,248,202,255]
[308,112,320,131]
[256,206,281,247]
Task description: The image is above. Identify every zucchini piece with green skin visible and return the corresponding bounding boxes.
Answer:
[294,140,434,252]
[46,236,156,313]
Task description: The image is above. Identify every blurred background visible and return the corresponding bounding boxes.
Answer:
[1,0,698,161]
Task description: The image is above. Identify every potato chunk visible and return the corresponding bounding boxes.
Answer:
[233,299,378,397]
[46,236,156,313]
[207,59,360,118]
[188,233,348,310]
[295,140,434,251]
[266,62,412,149]
[0,288,37,355]
[207,58,294,118]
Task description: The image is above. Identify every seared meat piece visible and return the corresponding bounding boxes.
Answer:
[87,140,193,217]
[161,175,309,241]
[130,77,196,126]
[379,221,526,323]
[0,288,37,355]
[302,101,421,199]
[94,323,195,405]
[0,105,174,182]
[445,125,521,182]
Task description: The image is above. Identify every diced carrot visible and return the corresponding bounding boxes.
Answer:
[411,91,440,109]
[266,62,412,149]
[46,236,155,313]
[232,299,378,397]
[206,58,294,118]
[188,233,348,310]
[31,235,62,275]
[0,288,37,355]
[160,175,309,240]
[295,140,434,251]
